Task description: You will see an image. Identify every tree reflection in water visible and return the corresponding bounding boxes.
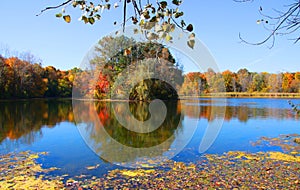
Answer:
[75,100,186,166]
[1,99,298,160]
[0,99,74,149]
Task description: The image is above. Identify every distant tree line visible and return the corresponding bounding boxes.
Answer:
[180,69,300,95]
[1,54,299,99]
[0,56,78,99]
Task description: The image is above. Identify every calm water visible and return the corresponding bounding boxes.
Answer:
[0,98,299,176]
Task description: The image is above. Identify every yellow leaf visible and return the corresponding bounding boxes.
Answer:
[63,15,71,23]
[268,152,300,162]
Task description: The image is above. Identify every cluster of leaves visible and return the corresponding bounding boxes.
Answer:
[180,69,300,95]
[40,0,195,48]
[1,145,299,189]
[0,151,63,189]
[0,55,80,99]
[58,136,297,189]
[252,134,300,154]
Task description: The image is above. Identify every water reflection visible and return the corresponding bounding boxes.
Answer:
[0,99,74,148]
[74,100,196,167]
[0,98,298,158]
[182,99,299,121]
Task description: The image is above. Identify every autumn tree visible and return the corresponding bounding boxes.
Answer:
[0,55,75,99]
[222,70,236,92]
[88,35,183,100]
[0,56,13,98]
[282,72,294,93]
[267,73,283,93]
[180,72,208,95]
[249,73,265,92]
[236,68,252,92]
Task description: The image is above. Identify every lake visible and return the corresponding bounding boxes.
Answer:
[0,98,299,178]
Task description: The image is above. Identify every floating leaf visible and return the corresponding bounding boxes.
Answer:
[85,164,100,170]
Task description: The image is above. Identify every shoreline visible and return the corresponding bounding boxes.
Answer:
[0,92,300,102]
[181,92,300,99]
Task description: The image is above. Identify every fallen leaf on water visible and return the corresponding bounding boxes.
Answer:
[85,164,100,170]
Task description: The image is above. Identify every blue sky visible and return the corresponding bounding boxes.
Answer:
[0,0,299,73]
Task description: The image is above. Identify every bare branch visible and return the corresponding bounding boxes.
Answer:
[36,0,73,16]
[236,0,300,47]
[123,0,127,32]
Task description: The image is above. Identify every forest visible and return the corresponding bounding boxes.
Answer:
[180,69,300,96]
[0,40,299,99]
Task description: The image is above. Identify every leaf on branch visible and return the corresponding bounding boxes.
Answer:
[174,12,184,18]
[72,1,78,7]
[166,34,173,42]
[132,17,138,24]
[94,14,101,20]
[105,4,111,10]
[186,24,193,32]
[89,17,95,24]
[189,33,196,39]
[114,3,119,8]
[172,0,182,6]
[63,15,71,23]
[55,13,62,18]
[81,16,88,23]
[133,28,139,34]
[181,20,186,27]
[256,20,261,24]
[187,39,195,49]
[160,1,168,9]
